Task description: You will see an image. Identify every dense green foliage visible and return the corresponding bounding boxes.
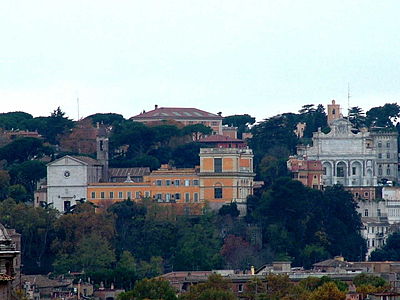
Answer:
[223,114,256,138]
[247,178,366,266]
[370,232,400,261]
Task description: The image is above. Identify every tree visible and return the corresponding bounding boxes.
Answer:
[59,118,98,154]
[0,111,33,130]
[180,274,236,300]
[223,114,256,139]
[221,235,258,269]
[322,185,366,261]
[172,216,223,271]
[265,274,292,299]
[0,137,52,163]
[250,113,298,166]
[182,124,212,140]
[0,198,58,273]
[257,155,289,188]
[118,278,177,300]
[8,184,30,203]
[171,142,203,168]
[85,113,125,126]
[8,160,47,195]
[370,232,400,261]
[353,273,387,288]
[218,203,240,218]
[44,107,75,144]
[243,277,267,300]
[114,251,138,289]
[366,103,400,128]
[73,233,116,273]
[52,202,115,257]
[308,282,345,300]
[348,106,366,129]
[0,170,10,200]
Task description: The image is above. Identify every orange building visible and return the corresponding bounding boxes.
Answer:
[287,157,323,190]
[87,148,255,216]
[199,148,255,215]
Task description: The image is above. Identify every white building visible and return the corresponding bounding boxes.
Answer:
[46,155,103,212]
[298,118,378,187]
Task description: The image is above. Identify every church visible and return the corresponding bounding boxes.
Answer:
[296,100,398,187]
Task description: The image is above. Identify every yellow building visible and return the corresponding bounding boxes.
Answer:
[87,148,255,215]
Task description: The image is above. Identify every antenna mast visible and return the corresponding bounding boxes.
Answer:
[347,83,351,116]
[77,97,80,120]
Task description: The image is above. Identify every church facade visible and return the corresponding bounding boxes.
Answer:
[298,118,379,187]
[296,101,398,187]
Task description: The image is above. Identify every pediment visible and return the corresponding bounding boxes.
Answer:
[47,155,87,167]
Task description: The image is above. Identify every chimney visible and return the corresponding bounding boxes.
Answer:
[155,104,158,110]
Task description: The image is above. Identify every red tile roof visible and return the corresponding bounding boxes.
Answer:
[131,107,222,121]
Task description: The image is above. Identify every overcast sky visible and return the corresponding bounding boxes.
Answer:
[1,1,399,122]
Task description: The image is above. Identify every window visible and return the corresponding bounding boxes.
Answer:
[387,168,391,175]
[214,158,222,173]
[185,193,190,203]
[156,180,162,186]
[135,191,141,199]
[378,166,383,175]
[193,180,199,186]
[166,193,171,202]
[387,153,391,159]
[364,192,369,197]
[91,192,96,199]
[332,108,336,115]
[127,191,131,199]
[337,166,345,177]
[156,193,162,200]
[166,180,171,186]
[352,167,356,175]
[144,191,150,198]
[378,142,382,148]
[64,201,71,212]
[211,121,218,126]
[118,192,123,199]
[387,142,391,148]
[174,179,180,186]
[214,186,223,199]
[184,179,190,186]
[364,209,369,217]
[184,206,191,215]
[194,193,199,202]
[238,284,243,293]
[377,209,381,217]
[110,192,114,199]
[175,193,181,200]
[378,153,382,159]
[323,167,327,175]
[101,192,105,199]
